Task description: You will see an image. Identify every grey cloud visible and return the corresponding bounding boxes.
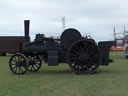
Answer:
[0,0,128,41]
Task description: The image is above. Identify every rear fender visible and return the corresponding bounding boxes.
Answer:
[98,41,116,65]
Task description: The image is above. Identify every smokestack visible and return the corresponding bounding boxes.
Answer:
[24,20,30,42]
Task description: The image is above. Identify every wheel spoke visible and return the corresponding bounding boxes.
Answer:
[12,66,16,70]
[84,63,89,70]
[81,64,85,71]
[70,53,78,57]
[85,46,89,55]
[88,60,96,65]
[72,49,81,56]
[34,64,39,68]
[74,45,81,52]
[13,57,17,62]
[14,67,17,73]
[70,57,78,62]
[30,65,32,71]
[79,45,84,54]
[18,67,20,73]
[20,67,24,73]
[11,63,16,65]
[83,42,88,51]
[32,65,36,70]
[17,57,21,61]
[21,66,25,71]
[89,58,97,63]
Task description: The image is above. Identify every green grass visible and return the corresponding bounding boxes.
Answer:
[0,51,128,96]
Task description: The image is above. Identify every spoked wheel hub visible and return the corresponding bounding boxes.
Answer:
[16,62,22,67]
[79,54,89,62]
[67,40,102,74]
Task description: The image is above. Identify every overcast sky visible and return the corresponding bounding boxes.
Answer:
[0,0,128,41]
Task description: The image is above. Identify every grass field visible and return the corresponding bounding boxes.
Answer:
[0,51,128,96]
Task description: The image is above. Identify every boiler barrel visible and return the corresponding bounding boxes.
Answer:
[22,43,48,55]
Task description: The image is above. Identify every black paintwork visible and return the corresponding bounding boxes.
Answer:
[9,20,116,75]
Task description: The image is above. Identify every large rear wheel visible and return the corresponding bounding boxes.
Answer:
[67,40,102,74]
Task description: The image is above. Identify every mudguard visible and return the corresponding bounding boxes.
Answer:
[98,41,116,65]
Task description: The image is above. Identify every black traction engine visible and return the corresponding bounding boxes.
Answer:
[9,20,116,75]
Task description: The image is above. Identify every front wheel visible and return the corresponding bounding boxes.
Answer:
[9,53,28,75]
[27,55,42,72]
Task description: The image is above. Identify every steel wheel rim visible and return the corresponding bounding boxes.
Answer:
[67,40,102,74]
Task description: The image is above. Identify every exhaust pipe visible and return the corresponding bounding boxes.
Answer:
[24,20,30,42]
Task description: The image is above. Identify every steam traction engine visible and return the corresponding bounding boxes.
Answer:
[9,20,115,75]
